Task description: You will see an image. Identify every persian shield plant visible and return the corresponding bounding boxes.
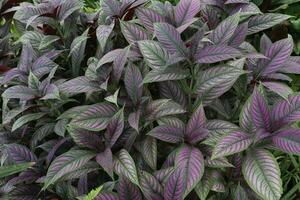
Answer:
[1,0,300,199]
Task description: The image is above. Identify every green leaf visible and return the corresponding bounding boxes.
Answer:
[0,162,35,178]
[242,149,282,200]
[84,185,103,200]
[114,149,139,186]
[12,112,46,131]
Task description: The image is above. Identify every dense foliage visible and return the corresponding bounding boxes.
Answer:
[1,0,300,199]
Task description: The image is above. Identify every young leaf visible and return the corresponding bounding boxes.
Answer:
[242,149,282,200]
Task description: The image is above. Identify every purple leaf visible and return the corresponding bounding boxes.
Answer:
[272,128,300,154]
[159,81,187,107]
[46,138,68,165]
[118,175,142,200]
[175,0,201,26]
[9,185,40,200]
[96,193,120,200]
[185,104,208,144]
[113,47,130,82]
[195,45,242,63]
[43,150,95,190]
[128,111,140,132]
[247,14,291,35]
[211,131,252,159]
[70,103,117,131]
[257,36,293,76]
[105,108,124,148]
[154,23,188,56]
[124,63,143,106]
[271,95,300,128]
[147,125,184,143]
[154,167,174,185]
[96,148,114,178]
[2,86,38,100]
[208,13,240,45]
[240,96,255,133]
[68,127,103,150]
[262,81,293,100]
[7,144,37,164]
[164,168,184,200]
[251,86,271,131]
[139,170,164,200]
[97,22,115,51]
[101,0,121,16]
[136,7,166,32]
[121,21,149,44]
[228,22,248,47]
[260,34,272,54]
[175,145,204,197]
[59,76,101,95]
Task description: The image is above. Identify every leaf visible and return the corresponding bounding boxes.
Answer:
[159,81,187,107]
[154,23,188,56]
[194,170,218,200]
[128,111,140,132]
[43,150,96,190]
[85,186,103,200]
[195,45,242,63]
[58,0,83,22]
[139,170,164,200]
[97,22,115,51]
[68,127,103,150]
[101,0,121,16]
[96,148,114,178]
[54,119,68,137]
[96,193,120,200]
[240,95,255,133]
[70,103,117,131]
[228,22,248,47]
[59,76,101,95]
[0,162,35,178]
[69,29,89,76]
[262,81,293,100]
[105,108,124,148]
[141,136,157,170]
[12,112,46,132]
[138,40,170,69]
[125,63,143,105]
[164,168,185,200]
[271,95,300,127]
[251,86,271,131]
[272,128,300,154]
[6,144,37,164]
[257,36,293,76]
[143,66,189,83]
[175,0,201,26]
[118,176,142,200]
[247,14,291,35]
[145,99,186,121]
[120,21,149,44]
[194,65,245,104]
[112,47,130,82]
[185,104,208,144]
[2,86,38,100]
[147,125,184,143]
[211,131,253,159]
[136,7,166,32]
[242,149,282,200]
[208,12,240,45]
[114,149,139,186]
[175,145,204,197]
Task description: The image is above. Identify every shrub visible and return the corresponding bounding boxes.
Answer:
[1,0,300,199]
